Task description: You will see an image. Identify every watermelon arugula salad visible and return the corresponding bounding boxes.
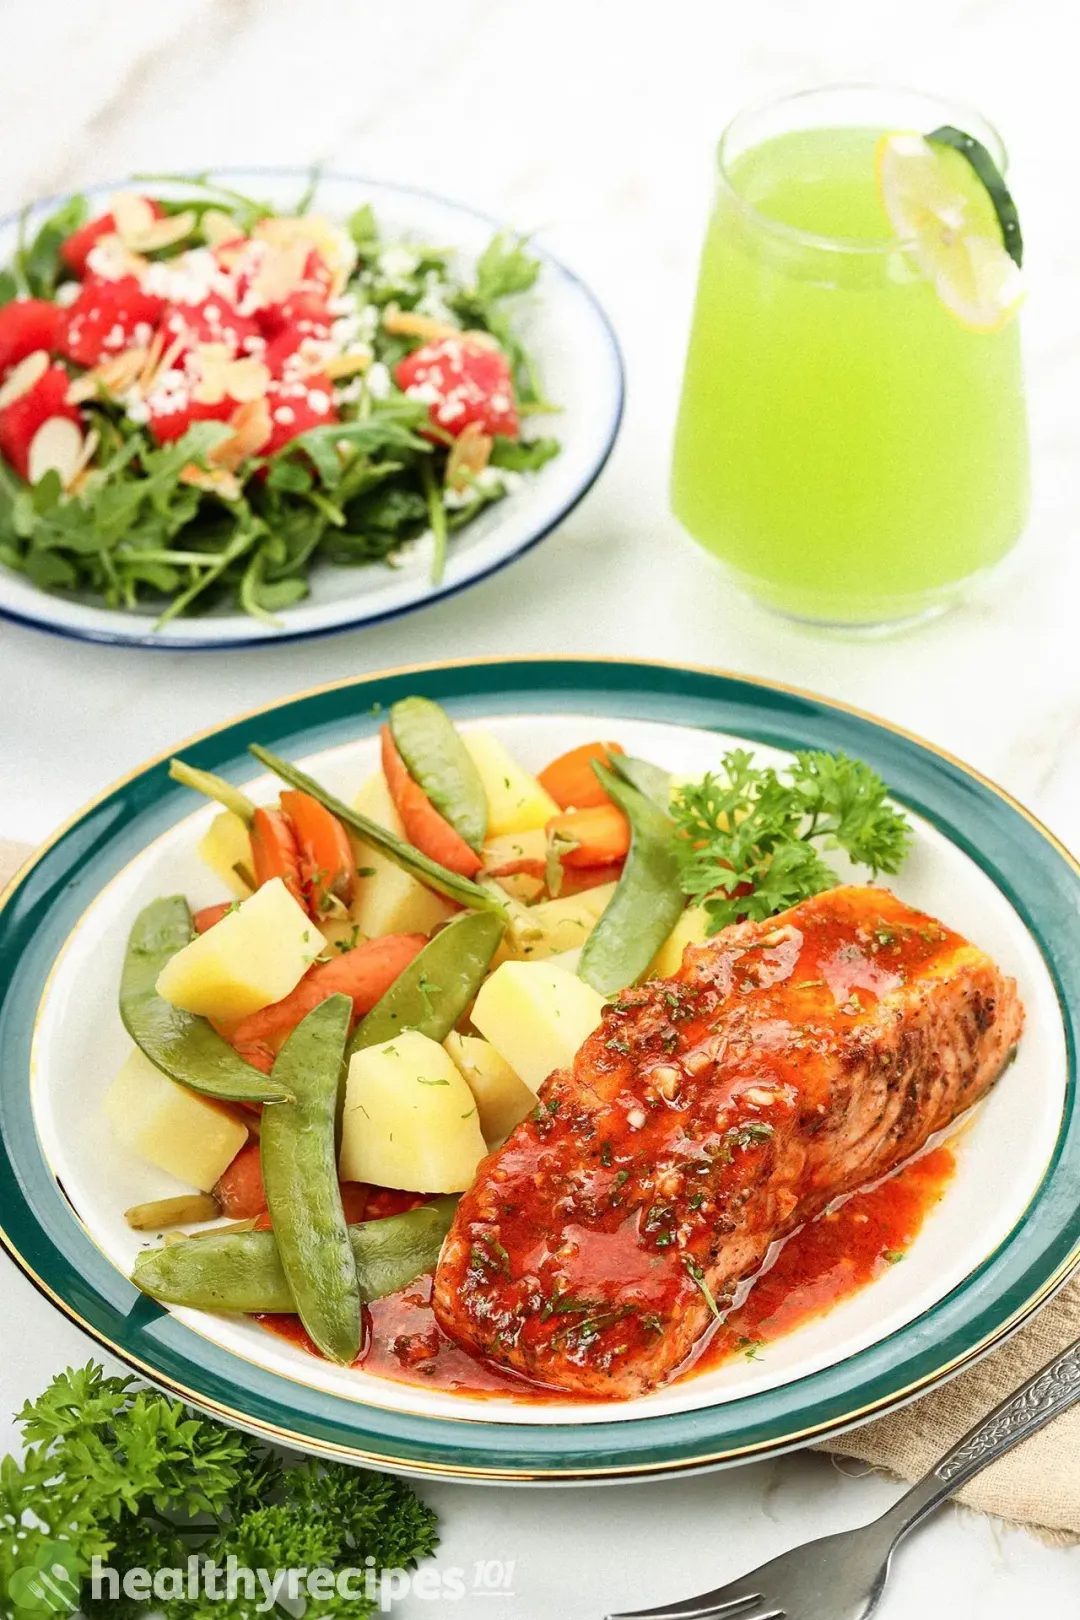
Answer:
[0,177,559,626]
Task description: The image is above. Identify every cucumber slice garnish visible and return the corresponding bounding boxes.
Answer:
[927,124,1023,268]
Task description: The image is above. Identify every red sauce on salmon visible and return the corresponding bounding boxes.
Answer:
[256,1142,955,1400]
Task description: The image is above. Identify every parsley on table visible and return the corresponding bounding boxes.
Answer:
[670,749,912,934]
[0,1362,437,1619]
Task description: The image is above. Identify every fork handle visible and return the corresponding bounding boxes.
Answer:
[878,1328,1080,1542]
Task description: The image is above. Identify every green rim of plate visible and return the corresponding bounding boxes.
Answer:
[2,658,1079,1482]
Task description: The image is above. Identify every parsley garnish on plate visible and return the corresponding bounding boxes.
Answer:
[0,1362,437,1616]
[670,749,912,933]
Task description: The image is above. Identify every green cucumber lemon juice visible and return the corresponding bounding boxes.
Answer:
[671,90,1029,628]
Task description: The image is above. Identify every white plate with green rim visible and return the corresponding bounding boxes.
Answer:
[2,658,1078,1481]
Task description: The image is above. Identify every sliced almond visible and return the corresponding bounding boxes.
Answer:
[250,239,309,307]
[191,345,270,407]
[382,307,460,341]
[0,349,49,409]
[254,212,356,284]
[27,416,84,487]
[141,332,186,393]
[128,210,197,253]
[111,191,157,240]
[445,420,492,492]
[179,464,244,501]
[206,397,273,471]
[85,231,149,282]
[221,357,271,403]
[325,349,372,380]
[68,346,150,404]
[202,208,244,248]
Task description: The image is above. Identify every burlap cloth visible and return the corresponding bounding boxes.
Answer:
[1,836,1078,1538]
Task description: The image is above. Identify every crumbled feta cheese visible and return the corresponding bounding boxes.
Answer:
[364,360,392,399]
[143,247,232,306]
[125,398,150,425]
[404,379,439,406]
[54,281,81,308]
[377,244,420,282]
[442,486,475,511]
[273,405,296,425]
[355,303,379,343]
[475,467,523,496]
[415,271,459,327]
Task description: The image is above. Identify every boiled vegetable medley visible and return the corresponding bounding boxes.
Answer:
[110,700,911,1367]
[0,178,559,623]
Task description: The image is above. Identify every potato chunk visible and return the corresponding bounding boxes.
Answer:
[155,877,324,1022]
[650,904,709,978]
[444,1031,534,1147]
[351,772,457,938]
[104,1048,248,1192]
[462,732,559,836]
[509,883,617,961]
[340,1030,486,1191]
[196,811,254,899]
[482,828,547,903]
[471,960,606,1093]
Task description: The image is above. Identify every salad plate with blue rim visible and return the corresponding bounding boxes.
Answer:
[1,657,1078,1482]
[0,172,622,649]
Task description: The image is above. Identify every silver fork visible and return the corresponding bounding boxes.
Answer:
[608,1330,1080,1620]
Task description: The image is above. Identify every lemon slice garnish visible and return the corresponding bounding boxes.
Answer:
[875,131,1025,333]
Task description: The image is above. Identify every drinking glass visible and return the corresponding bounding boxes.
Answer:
[670,86,1029,630]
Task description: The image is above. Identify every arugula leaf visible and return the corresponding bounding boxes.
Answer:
[15,195,87,298]
[1,1363,438,1620]
[671,749,911,932]
[489,435,561,472]
[347,202,380,254]
[473,233,542,302]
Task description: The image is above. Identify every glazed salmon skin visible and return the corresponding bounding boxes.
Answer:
[433,886,1024,1398]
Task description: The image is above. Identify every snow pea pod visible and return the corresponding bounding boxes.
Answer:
[249,744,506,919]
[133,1197,458,1313]
[389,697,488,852]
[120,897,292,1104]
[609,752,673,811]
[348,909,505,1056]
[168,757,256,825]
[260,993,359,1364]
[577,766,686,996]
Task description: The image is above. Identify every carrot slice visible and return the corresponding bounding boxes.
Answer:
[546,804,631,868]
[193,901,233,934]
[280,789,357,916]
[339,1182,370,1224]
[228,931,427,1049]
[254,1182,378,1230]
[215,1140,266,1220]
[559,860,625,896]
[381,725,483,877]
[484,855,546,881]
[538,741,625,811]
[250,806,305,907]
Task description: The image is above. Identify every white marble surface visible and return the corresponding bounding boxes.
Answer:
[1,0,1078,1614]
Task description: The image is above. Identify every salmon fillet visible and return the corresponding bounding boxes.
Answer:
[432,886,1023,1398]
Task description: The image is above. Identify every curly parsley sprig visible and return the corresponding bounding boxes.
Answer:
[0,1362,437,1620]
[671,749,912,933]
